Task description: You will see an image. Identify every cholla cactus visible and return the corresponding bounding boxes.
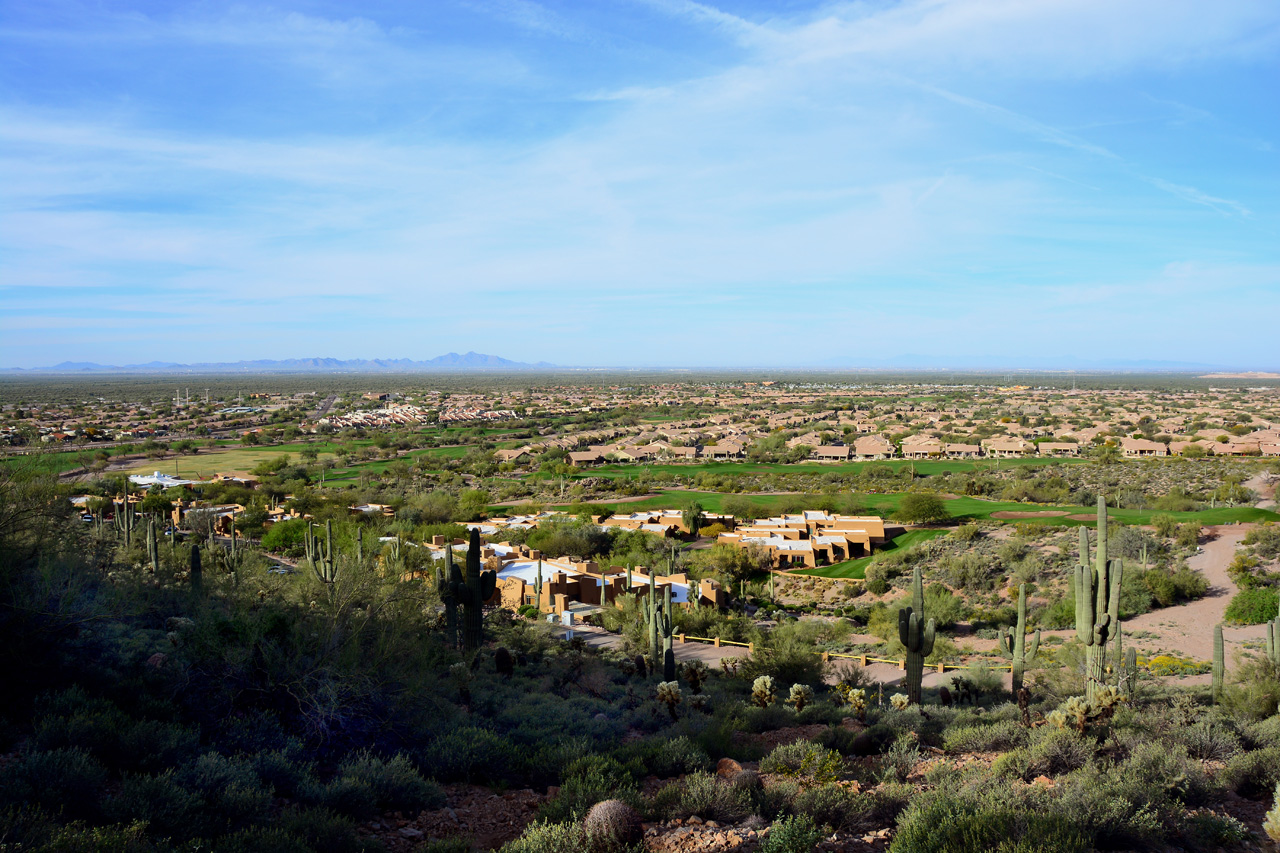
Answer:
[656,681,682,720]
[1264,782,1280,843]
[787,683,814,713]
[1050,689,1123,733]
[751,675,777,708]
[890,693,910,711]
[681,660,709,694]
[831,684,868,720]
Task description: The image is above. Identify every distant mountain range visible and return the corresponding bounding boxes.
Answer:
[3,353,556,374]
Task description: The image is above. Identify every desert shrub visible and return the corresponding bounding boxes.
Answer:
[209,826,313,853]
[1222,656,1280,719]
[1183,812,1250,847]
[0,748,108,820]
[878,734,921,783]
[760,741,842,781]
[759,814,821,853]
[1122,741,1214,806]
[107,771,205,840]
[583,799,643,852]
[892,793,1090,853]
[500,821,588,853]
[32,689,200,774]
[791,784,874,831]
[650,771,753,822]
[323,751,443,818]
[252,745,318,799]
[1225,587,1279,624]
[273,807,369,853]
[1178,721,1241,761]
[420,726,516,784]
[1025,728,1092,778]
[1241,715,1280,749]
[649,736,711,777]
[174,752,273,836]
[943,720,1028,754]
[539,755,637,824]
[1221,746,1280,797]
[1037,597,1075,630]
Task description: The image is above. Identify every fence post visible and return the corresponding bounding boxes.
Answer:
[679,633,685,644]
[860,655,868,667]
[937,662,945,673]
[748,642,754,654]
[714,637,721,648]
[822,651,830,663]
[898,659,906,671]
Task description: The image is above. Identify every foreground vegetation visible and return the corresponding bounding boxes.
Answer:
[3,458,1280,852]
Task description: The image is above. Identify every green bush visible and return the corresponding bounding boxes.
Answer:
[1224,587,1280,624]
[0,748,108,820]
[107,771,205,840]
[759,741,843,781]
[1221,746,1280,797]
[878,734,920,784]
[650,771,753,823]
[943,720,1028,754]
[892,796,1090,853]
[538,755,637,824]
[650,736,712,777]
[324,751,444,819]
[275,807,373,853]
[420,726,517,784]
[760,814,821,853]
[791,784,874,832]
[500,821,588,853]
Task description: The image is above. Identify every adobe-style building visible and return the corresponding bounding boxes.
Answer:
[424,538,727,614]
[716,512,888,569]
[1121,438,1169,458]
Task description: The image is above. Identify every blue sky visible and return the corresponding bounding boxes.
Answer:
[2,0,1278,369]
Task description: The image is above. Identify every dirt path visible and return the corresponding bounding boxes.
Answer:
[560,624,752,665]
[1245,471,1276,509]
[1116,526,1262,661]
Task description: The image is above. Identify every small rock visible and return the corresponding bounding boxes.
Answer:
[705,820,719,828]
[398,827,423,839]
[445,807,459,822]
[688,815,703,825]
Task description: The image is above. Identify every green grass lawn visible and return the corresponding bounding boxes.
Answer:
[529,489,1279,528]
[790,529,951,579]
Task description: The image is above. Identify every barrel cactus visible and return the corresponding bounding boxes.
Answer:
[584,799,643,852]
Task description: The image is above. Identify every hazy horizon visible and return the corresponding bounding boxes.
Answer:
[3,1,1278,369]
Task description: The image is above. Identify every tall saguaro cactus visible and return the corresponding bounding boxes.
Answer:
[1264,617,1279,671]
[437,545,459,649]
[647,572,660,667]
[1076,497,1124,703]
[189,544,202,593]
[307,520,337,586]
[1000,583,1040,696]
[451,529,496,651]
[898,564,936,705]
[660,583,676,681]
[146,519,160,573]
[1212,623,1225,703]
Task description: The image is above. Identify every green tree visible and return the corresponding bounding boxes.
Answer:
[896,493,949,525]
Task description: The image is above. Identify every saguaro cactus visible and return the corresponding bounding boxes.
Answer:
[898,564,936,705]
[647,572,660,667]
[1123,646,1138,700]
[1076,497,1124,703]
[535,559,544,610]
[660,583,676,682]
[1000,583,1040,696]
[189,544,202,592]
[437,545,459,649]
[146,519,160,573]
[1264,617,1279,670]
[307,520,337,586]
[451,529,496,651]
[356,528,363,565]
[1212,622,1225,703]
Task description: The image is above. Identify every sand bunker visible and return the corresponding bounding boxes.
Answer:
[991,510,1070,519]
